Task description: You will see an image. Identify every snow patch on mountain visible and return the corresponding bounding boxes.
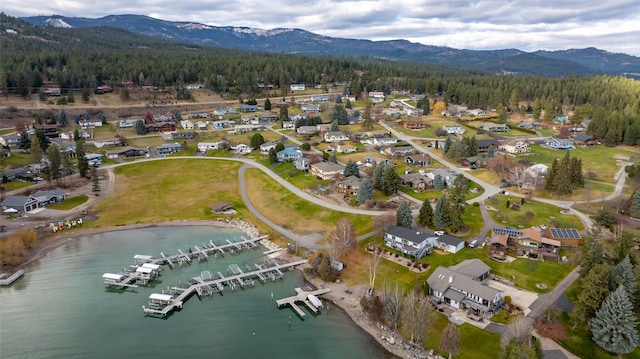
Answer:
[177,23,212,30]
[45,18,73,28]
[232,27,292,36]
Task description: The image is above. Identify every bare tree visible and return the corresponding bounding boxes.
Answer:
[374,212,396,233]
[501,316,534,347]
[507,164,528,189]
[439,322,461,359]
[383,283,403,336]
[584,183,593,205]
[487,155,516,180]
[327,218,356,263]
[402,289,431,343]
[367,251,382,296]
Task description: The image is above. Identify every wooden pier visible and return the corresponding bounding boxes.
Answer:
[104,236,267,288]
[0,270,25,286]
[275,287,332,318]
[142,259,307,317]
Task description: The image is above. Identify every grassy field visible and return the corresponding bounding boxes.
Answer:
[525,144,639,184]
[48,195,88,210]
[244,168,374,237]
[89,159,251,227]
[423,314,502,359]
[486,196,584,230]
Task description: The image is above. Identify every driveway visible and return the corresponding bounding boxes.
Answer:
[487,279,538,316]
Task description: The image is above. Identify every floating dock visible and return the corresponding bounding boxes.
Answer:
[0,270,24,286]
[142,259,307,317]
[275,287,331,318]
[103,236,267,288]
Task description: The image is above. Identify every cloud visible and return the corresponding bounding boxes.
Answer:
[1,0,638,55]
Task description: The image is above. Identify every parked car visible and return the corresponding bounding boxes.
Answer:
[469,240,478,248]
[434,231,445,236]
[499,190,509,195]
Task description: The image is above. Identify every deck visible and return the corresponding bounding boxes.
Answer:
[275,287,332,318]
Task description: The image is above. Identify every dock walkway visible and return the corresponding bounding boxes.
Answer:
[275,287,331,318]
[0,270,24,286]
[142,259,307,317]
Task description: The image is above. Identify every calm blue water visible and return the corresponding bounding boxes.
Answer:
[0,226,393,358]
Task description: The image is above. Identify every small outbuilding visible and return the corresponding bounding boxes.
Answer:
[210,202,236,215]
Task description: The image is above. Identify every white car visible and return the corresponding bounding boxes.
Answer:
[434,231,445,236]
[469,240,478,248]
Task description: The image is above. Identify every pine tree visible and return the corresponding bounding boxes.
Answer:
[343,161,360,178]
[591,285,639,356]
[372,163,387,190]
[76,142,89,177]
[357,178,373,203]
[630,188,640,218]
[443,136,453,155]
[487,144,495,158]
[610,256,637,302]
[571,263,613,328]
[264,97,271,110]
[250,133,265,149]
[268,148,277,164]
[382,166,399,195]
[417,199,433,228]
[18,130,31,151]
[279,105,289,126]
[91,167,101,196]
[434,174,444,190]
[433,196,450,230]
[570,157,584,187]
[135,119,147,135]
[545,159,559,192]
[396,201,413,228]
[328,154,337,163]
[579,228,605,277]
[330,120,339,132]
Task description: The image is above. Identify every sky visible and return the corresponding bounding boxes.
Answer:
[3,0,640,56]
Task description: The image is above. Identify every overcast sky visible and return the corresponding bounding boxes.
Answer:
[3,0,639,56]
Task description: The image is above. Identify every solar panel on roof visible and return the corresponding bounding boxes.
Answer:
[549,228,579,238]
[492,228,523,237]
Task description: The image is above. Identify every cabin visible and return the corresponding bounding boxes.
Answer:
[384,226,434,259]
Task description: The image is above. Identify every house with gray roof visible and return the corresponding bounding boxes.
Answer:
[434,234,466,253]
[31,189,67,207]
[2,195,38,213]
[384,226,435,259]
[427,260,503,314]
[309,161,344,180]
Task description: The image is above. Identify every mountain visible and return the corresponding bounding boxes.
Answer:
[21,14,640,77]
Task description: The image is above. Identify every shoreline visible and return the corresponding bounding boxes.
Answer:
[8,220,427,359]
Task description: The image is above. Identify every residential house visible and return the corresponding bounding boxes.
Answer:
[105,147,148,159]
[145,121,176,133]
[324,131,349,143]
[0,167,29,182]
[79,119,103,129]
[489,233,508,261]
[1,133,21,148]
[405,108,424,117]
[212,120,236,129]
[170,132,194,140]
[241,116,260,125]
[442,125,465,135]
[31,189,66,207]
[399,172,432,192]
[301,104,321,113]
[476,139,501,154]
[233,125,263,134]
[259,142,277,155]
[435,234,466,253]
[197,141,227,152]
[277,149,304,162]
[50,138,77,156]
[2,195,39,213]
[368,91,385,99]
[155,143,182,155]
[230,143,253,154]
[290,84,305,91]
[426,169,457,187]
[522,164,548,190]
[383,226,435,259]
[404,120,426,130]
[296,126,317,135]
[180,120,195,130]
[467,109,485,116]
[518,121,540,130]
[294,157,309,171]
[240,104,259,113]
[85,153,103,166]
[573,134,598,146]
[189,112,209,119]
[282,121,296,130]
[553,115,568,124]
[289,113,308,122]
[383,146,416,157]
[461,156,489,169]
[427,260,503,314]
[34,124,59,138]
[310,95,330,102]
[500,139,530,154]
[261,114,279,122]
[405,154,432,167]
[544,138,574,150]
[213,108,237,116]
[361,137,398,147]
[335,144,357,154]
[363,156,388,168]
[118,119,137,128]
[543,228,582,247]
[490,227,562,260]
[479,123,509,133]
[309,161,344,180]
[316,123,332,133]
[337,176,362,195]
[196,121,207,130]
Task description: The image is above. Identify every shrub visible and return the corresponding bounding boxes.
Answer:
[525,211,535,219]
[472,202,480,206]
[504,295,512,305]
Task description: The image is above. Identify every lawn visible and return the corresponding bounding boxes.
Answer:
[532,180,614,202]
[244,168,374,237]
[486,196,584,230]
[2,181,34,191]
[525,144,639,184]
[89,159,253,228]
[48,195,88,210]
[423,314,502,359]
[471,169,501,186]
[127,136,165,148]
[390,118,460,139]
[0,151,34,168]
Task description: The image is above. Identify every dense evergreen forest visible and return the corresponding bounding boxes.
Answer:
[1,13,640,145]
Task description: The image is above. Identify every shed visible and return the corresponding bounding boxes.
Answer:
[210,201,235,214]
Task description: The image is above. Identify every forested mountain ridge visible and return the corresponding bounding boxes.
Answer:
[19,14,640,77]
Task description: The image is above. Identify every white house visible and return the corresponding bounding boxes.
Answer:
[180,120,195,130]
[434,234,466,254]
[259,142,277,154]
[277,149,304,162]
[290,84,305,91]
[230,143,253,154]
[544,138,574,150]
[324,131,349,143]
[197,141,226,152]
[361,137,398,147]
[442,125,466,135]
[79,119,103,129]
[309,162,344,180]
[500,139,530,154]
[282,121,296,130]
[301,104,321,113]
[384,226,435,259]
